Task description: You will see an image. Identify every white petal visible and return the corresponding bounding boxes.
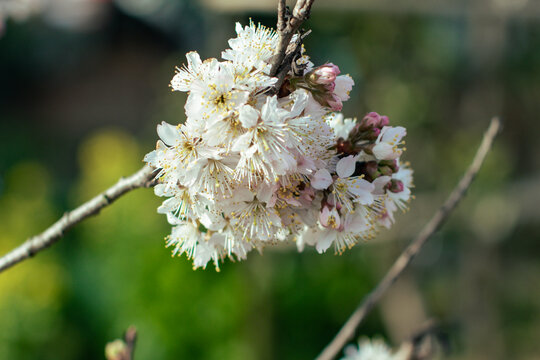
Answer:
[372,143,397,160]
[239,105,259,129]
[381,126,406,143]
[334,75,354,101]
[315,229,335,253]
[336,155,356,178]
[156,122,179,146]
[372,175,391,195]
[231,131,254,152]
[311,169,333,190]
[199,211,226,231]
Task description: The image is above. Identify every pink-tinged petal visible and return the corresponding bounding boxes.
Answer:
[326,94,343,111]
[311,169,333,189]
[349,178,375,194]
[344,213,369,233]
[238,105,259,128]
[319,206,341,229]
[156,122,180,146]
[336,155,356,178]
[372,175,391,195]
[319,206,331,226]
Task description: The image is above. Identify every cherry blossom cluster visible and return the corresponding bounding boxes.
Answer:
[144,21,413,270]
[341,338,408,360]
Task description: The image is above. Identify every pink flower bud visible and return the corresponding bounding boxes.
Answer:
[312,63,340,85]
[386,179,404,193]
[360,112,390,129]
[326,93,343,111]
[360,112,380,129]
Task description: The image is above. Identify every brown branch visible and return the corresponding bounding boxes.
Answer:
[0,165,156,274]
[124,326,138,360]
[316,117,502,360]
[269,0,316,79]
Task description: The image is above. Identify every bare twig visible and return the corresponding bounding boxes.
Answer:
[316,118,501,360]
[124,326,138,360]
[0,165,156,274]
[270,0,316,81]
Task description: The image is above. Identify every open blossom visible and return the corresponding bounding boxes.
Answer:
[144,20,413,269]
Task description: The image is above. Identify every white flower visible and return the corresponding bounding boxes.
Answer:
[372,126,406,160]
[312,155,375,212]
[222,21,279,73]
[185,61,250,123]
[386,162,413,211]
[223,188,283,242]
[313,209,375,253]
[341,338,408,360]
[328,113,356,140]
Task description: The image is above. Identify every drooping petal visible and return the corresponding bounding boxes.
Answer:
[315,229,335,253]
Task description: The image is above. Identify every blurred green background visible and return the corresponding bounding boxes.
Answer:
[1,0,539,359]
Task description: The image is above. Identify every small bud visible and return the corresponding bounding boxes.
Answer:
[326,93,343,111]
[365,161,379,179]
[310,63,340,85]
[386,179,404,193]
[360,112,381,129]
[379,160,399,173]
[378,165,393,177]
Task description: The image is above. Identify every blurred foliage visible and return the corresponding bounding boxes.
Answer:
[1,1,539,360]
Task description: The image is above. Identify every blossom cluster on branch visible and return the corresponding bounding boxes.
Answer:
[341,338,408,360]
[144,21,413,270]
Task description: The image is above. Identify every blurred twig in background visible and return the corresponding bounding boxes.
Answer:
[316,117,501,360]
[0,166,156,274]
[105,326,138,360]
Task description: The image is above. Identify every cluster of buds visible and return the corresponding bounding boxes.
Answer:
[289,63,347,111]
[144,21,413,270]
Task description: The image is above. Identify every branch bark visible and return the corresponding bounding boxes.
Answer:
[316,117,501,360]
[269,0,316,87]
[0,165,156,274]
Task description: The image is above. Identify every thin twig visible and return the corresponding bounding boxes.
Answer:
[316,117,501,360]
[124,326,138,360]
[269,0,316,79]
[0,165,156,274]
